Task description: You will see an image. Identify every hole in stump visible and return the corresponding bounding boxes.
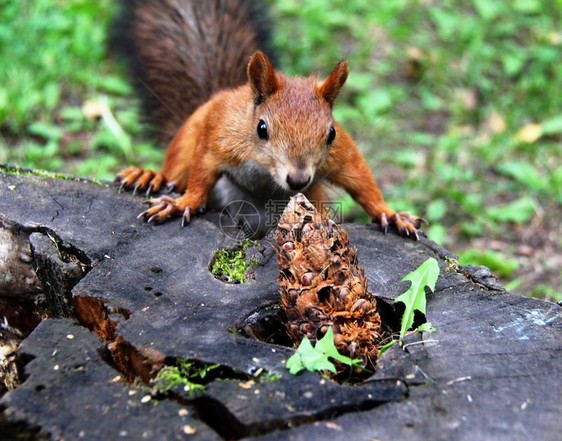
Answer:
[235,305,292,347]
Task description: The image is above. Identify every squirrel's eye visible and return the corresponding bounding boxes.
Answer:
[257,120,269,140]
[327,126,336,145]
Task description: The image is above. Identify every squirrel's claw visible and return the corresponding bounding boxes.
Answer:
[394,213,409,236]
[115,166,143,192]
[138,195,199,226]
[143,203,173,224]
[379,212,389,234]
[373,211,426,240]
[165,181,177,193]
[181,207,192,227]
[146,213,160,224]
[115,166,166,196]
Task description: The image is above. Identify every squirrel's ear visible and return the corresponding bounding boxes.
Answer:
[318,60,349,106]
[247,51,280,105]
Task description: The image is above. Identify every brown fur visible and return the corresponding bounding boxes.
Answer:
[114,4,424,238]
[112,0,276,143]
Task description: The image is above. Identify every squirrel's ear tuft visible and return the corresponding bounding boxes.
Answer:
[248,51,280,106]
[318,60,348,107]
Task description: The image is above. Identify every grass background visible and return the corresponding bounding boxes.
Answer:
[1,0,560,301]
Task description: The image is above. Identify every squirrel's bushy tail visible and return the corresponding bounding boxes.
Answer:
[111,0,277,143]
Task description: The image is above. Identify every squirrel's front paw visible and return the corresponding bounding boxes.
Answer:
[115,166,172,195]
[374,211,427,240]
[139,195,197,226]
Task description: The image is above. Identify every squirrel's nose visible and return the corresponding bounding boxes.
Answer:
[286,170,311,190]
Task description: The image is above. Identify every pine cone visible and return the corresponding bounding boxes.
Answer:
[275,194,381,373]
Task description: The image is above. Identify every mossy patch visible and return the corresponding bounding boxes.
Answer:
[153,359,219,396]
[153,358,281,396]
[1,164,108,187]
[210,239,260,283]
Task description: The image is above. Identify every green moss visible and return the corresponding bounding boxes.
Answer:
[255,371,282,382]
[444,256,460,273]
[210,239,259,283]
[153,358,281,396]
[1,164,109,186]
[154,359,219,395]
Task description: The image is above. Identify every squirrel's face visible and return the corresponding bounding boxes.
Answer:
[246,52,349,193]
[251,77,336,192]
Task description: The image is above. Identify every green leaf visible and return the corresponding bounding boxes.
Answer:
[459,249,519,278]
[502,52,526,76]
[485,196,536,224]
[417,322,436,333]
[60,106,85,121]
[358,89,394,116]
[496,162,547,192]
[427,224,446,245]
[394,150,422,167]
[286,327,363,375]
[286,336,335,374]
[315,327,358,366]
[426,199,447,221]
[378,341,395,359]
[513,0,541,13]
[394,258,440,342]
[96,75,132,95]
[420,89,443,111]
[474,0,505,20]
[541,115,562,135]
[459,220,484,237]
[27,121,62,141]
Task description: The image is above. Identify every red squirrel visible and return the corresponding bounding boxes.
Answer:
[113,0,425,239]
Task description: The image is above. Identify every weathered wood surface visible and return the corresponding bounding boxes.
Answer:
[1,165,561,441]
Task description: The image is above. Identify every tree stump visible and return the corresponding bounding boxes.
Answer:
[1,164,560,441]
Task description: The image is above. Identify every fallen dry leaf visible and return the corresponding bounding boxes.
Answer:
[515,123,542,144]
